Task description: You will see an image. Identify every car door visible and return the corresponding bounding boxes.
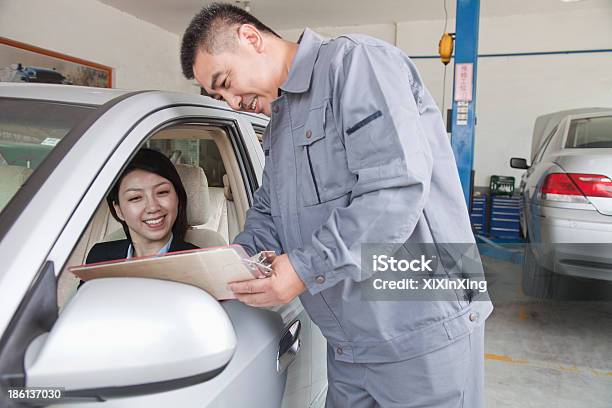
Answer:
[0,92,306,407]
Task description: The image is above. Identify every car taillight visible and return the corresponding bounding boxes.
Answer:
[541,173,612,203]
[568,174,612,198]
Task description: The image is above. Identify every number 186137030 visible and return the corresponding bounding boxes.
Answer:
[7,387,63,401]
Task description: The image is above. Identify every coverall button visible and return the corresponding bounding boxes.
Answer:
[336,346,343,355]
[305,130,312,139]
[315,275,326,284]
[273,105,279,113]
[469,312,478,322]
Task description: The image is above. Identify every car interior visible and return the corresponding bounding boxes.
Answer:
[0,164,33,211]
[56,123,252,309]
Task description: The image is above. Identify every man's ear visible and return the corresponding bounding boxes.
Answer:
[113,202,125,222]
[237,24,264,53]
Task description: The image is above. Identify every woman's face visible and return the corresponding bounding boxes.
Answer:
[113,169,179,248]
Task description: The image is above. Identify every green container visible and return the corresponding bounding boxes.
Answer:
[490,175,515,196]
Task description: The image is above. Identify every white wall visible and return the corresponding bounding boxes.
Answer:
[278,7,612,187]
[0,0,197,93]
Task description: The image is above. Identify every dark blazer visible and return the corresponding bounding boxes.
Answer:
[78,238,198,289]
[85,238,198,264]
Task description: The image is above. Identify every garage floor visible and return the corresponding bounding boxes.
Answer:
[482,256,612,408]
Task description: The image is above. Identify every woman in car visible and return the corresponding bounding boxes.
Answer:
[83,148,198,269]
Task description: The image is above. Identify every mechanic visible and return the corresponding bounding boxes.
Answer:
[180,3,493,407]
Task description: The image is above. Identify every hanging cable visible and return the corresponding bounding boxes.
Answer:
[443,0,449,33]
[442,64,448,116]
[439,0,453,115]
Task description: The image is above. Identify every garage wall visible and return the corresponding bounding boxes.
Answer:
[278,7,612,187]
[0,0,196,93]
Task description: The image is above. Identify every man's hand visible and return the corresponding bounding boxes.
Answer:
[228,254,306,307]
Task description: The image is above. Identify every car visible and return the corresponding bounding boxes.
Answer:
[0,83,327,407]
[510,108,612,298]
[1,64,72,84]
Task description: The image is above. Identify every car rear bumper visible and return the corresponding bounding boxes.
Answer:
[536,206,612,281]
[552,244,612,281]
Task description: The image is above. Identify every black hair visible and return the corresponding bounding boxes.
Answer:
[107,148,188,243]
[180,2,280,79]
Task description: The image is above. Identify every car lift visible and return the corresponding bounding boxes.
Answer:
[449,0,480,207]
[446,0,524,263]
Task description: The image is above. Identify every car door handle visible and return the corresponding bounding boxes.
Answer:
[277,320,301,373]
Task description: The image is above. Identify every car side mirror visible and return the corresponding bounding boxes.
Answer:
[510,157,529,170]
[24,278,236,401]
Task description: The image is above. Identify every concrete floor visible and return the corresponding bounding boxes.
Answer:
[482,255,612,408]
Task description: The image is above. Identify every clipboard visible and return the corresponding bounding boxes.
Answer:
[70,244,267,300]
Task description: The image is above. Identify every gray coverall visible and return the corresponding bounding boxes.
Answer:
[234,28,494,408]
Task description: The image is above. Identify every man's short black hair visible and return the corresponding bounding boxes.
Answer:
[180,2,280,79]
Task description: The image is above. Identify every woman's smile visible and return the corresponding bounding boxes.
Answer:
[143,215,167,229]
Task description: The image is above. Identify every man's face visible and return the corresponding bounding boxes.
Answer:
[193,26,278,116]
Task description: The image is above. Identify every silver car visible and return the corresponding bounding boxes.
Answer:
[510,108,612,298]
[0,83,327,407]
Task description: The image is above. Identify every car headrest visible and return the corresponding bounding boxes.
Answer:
[0,165,33,211]
[175,163,211,225]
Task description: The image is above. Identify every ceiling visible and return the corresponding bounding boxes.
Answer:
[99,0,610,34]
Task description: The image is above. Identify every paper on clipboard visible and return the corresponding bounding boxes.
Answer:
[70,245,262,300]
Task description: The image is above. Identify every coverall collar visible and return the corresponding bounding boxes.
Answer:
[280,28,325,94]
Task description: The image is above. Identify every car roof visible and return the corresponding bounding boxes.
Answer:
[0,83,131,105]
[0,83,270,123]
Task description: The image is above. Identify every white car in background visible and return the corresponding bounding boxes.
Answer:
[0,83,327,407]
[511,108,612,298]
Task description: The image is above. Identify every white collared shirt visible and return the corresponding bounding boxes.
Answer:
[126,234,173,259]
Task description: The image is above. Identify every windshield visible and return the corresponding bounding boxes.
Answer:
[565,116,612,149]
[0,98,95,213]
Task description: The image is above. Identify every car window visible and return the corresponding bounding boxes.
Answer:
[533,125,558,165]
[0,98,94,212]
[147,137,227,188]
[565,116,612,148]
[57,123,250,308]
[253,125,265,148]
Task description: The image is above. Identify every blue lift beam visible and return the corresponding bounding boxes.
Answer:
[451,0,480,206]
[448,1,524,263]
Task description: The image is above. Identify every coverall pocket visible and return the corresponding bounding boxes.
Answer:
[295,104,355,207]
